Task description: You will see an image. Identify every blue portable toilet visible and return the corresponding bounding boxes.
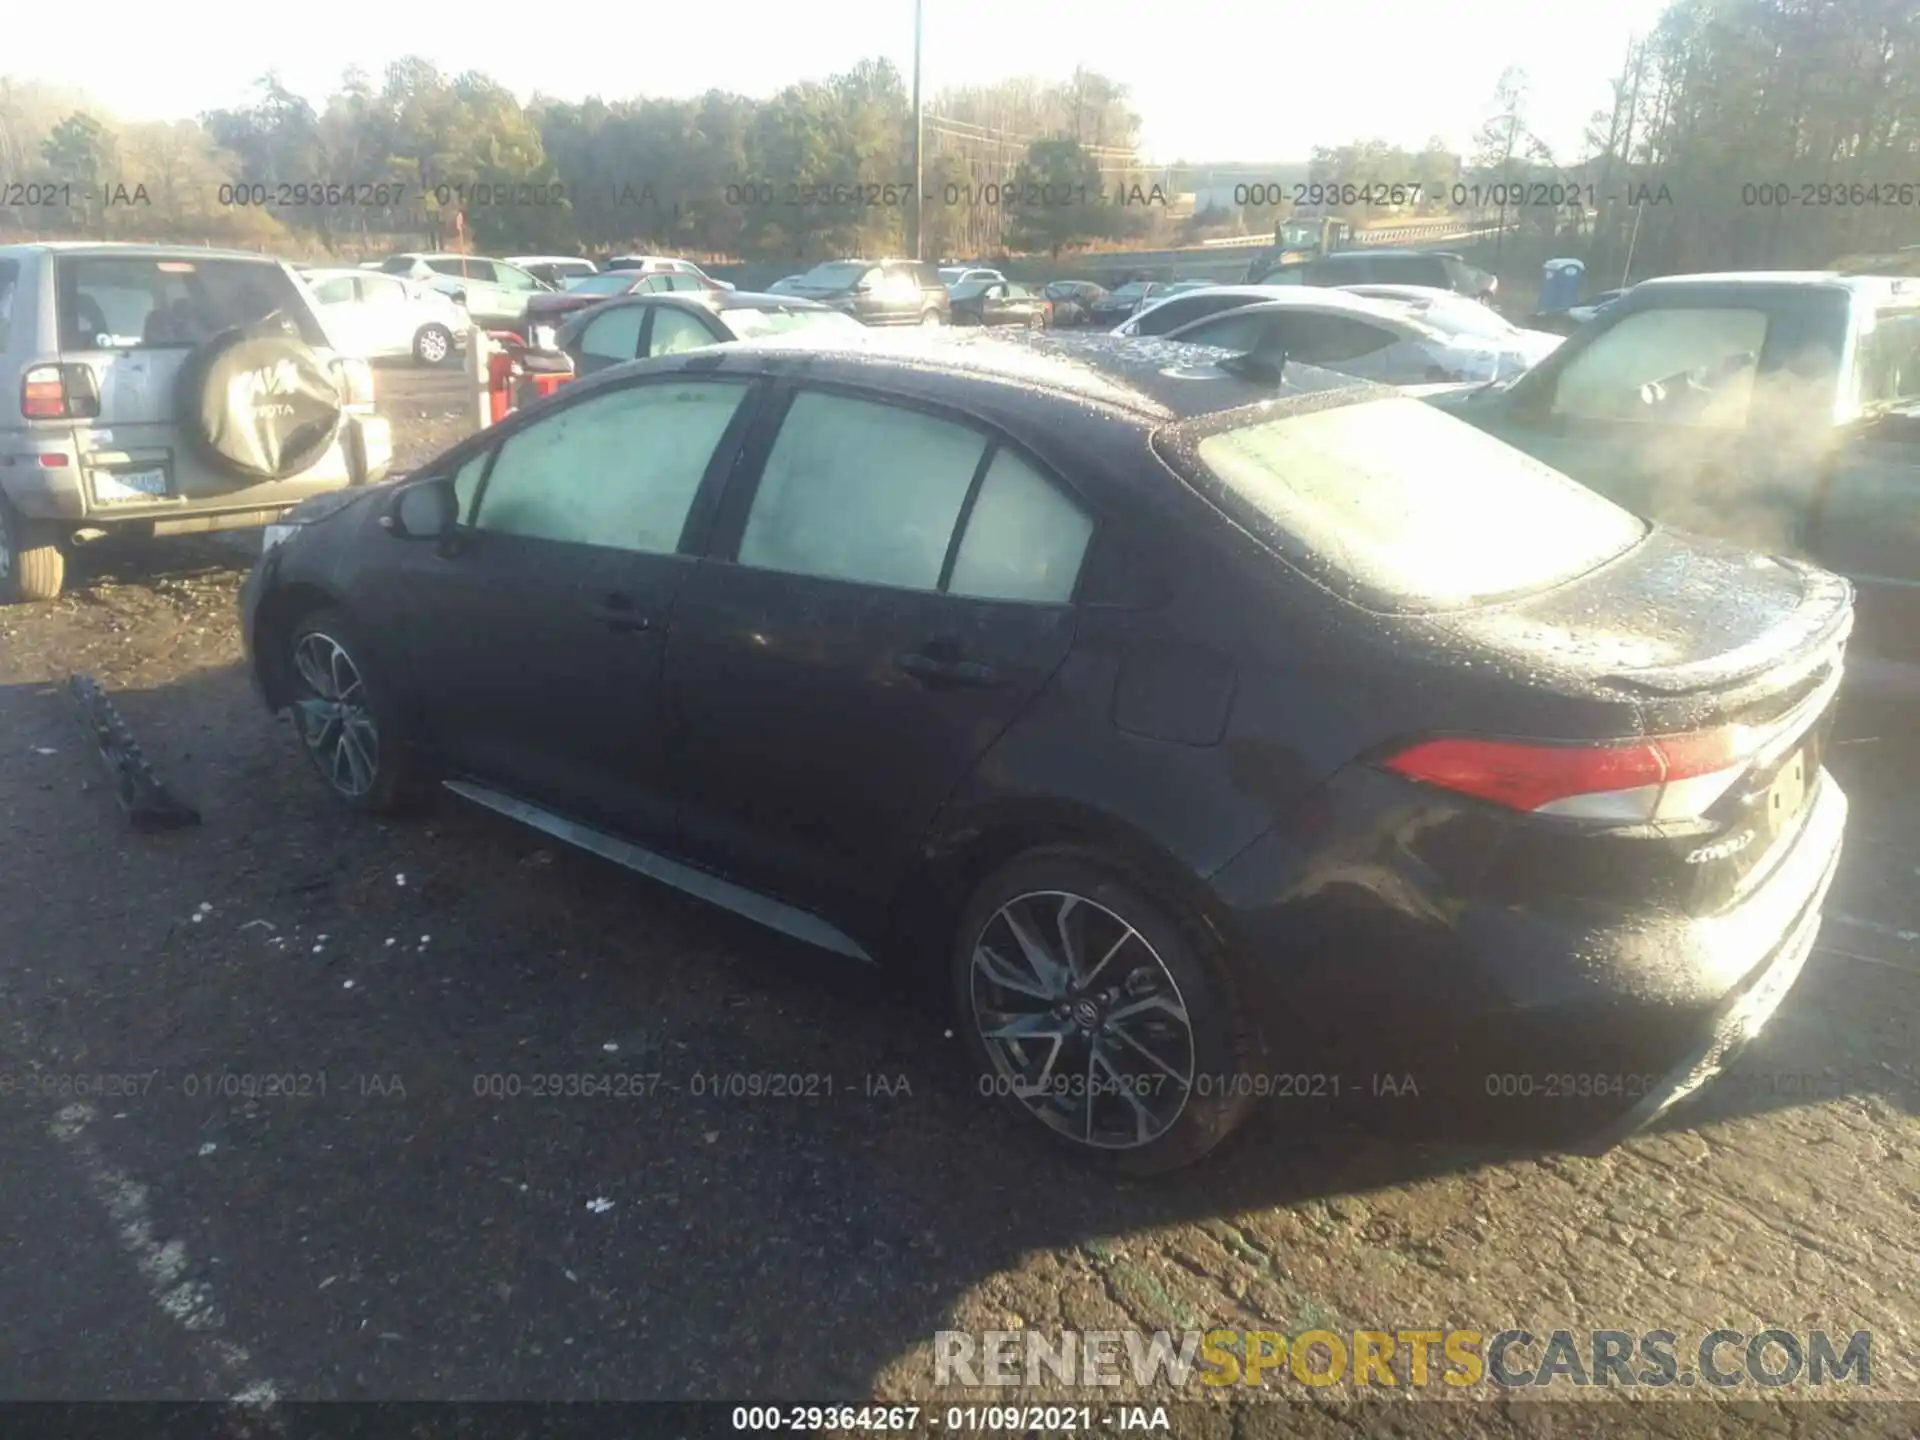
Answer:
[1539,258,1585,312]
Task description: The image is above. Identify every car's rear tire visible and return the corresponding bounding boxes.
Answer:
[285,607,423,813]
[0,497,67,603]
[951,845,1257,1174]
[413,323,455,366]
[920,309,943,327]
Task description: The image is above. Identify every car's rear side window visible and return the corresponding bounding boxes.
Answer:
[0,259,17,351]
[56,256,327,350]
[1183,397,1646,611]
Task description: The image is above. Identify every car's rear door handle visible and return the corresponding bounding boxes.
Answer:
[895,651,1003,687]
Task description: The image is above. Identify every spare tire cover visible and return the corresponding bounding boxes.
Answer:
[176,326,345,483]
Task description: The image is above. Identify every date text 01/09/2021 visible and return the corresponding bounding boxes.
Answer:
[729,1405,1172,1432]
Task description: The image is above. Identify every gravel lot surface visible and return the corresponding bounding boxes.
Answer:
[0,362,1915,1435]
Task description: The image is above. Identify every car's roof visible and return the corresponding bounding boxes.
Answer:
[657,329,1377,426]
[1176,286,1414,317]
[1636,270,1920,300]
[575,291,833,313]
[0,241,291,263]
[1339,283,1463,303]
[1165,296,1435,342]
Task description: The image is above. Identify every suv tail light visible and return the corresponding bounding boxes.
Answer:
[1383,728,1762,824]
[330,356,376,409]
[22,364,101,420]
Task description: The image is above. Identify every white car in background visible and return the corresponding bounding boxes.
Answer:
[939,265,1005,289]
[303,267,471,366]
[1336,283,1564,373]
[1155,288,1540,387]
[603,255,735,290]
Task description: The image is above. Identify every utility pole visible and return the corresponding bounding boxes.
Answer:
[910,0,924,260]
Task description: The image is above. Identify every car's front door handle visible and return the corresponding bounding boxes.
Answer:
[591,590,655,633]
[895,651,1003,687]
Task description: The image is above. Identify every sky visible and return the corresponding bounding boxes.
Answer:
[14,0,1673,163]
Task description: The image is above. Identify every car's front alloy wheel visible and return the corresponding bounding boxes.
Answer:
[293,630,381,797]
[286,609,420,812]
[954,847,1256,1173]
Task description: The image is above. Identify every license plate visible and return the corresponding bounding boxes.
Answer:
[1766,747,1810,828]
[98,467,169,499]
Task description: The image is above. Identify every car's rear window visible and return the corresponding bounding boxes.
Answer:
[1180,397,1647,611]
[57,255,327,350]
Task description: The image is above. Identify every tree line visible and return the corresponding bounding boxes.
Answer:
[5,0,1919,276]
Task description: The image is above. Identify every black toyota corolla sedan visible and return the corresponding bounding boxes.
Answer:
[240,329,1851,1173]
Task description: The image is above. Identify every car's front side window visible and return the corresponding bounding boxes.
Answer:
[737,392,987,590]
[311,277,356,305]
[472,381,749,553]
[648,308,717,356]
[578,306,645,363]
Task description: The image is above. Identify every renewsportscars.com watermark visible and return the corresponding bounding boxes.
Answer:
[934,1328,1872,1390]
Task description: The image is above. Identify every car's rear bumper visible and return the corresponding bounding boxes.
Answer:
[0,414,391,521]
[1207,767,1848,1141]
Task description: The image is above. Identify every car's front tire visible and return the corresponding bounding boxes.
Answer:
[0,496,66,603]
[951,845,1257,1174]
[413,323,455,366]
[286,607,423,813]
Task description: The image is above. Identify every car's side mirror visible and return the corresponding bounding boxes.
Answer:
[383,478,460,540]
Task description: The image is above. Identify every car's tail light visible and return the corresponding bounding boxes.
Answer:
[331,356,376,408]
[21,364,100,420]
[1382,727,1763,823]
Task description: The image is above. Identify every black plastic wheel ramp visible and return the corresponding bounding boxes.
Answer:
[68,673,202,832]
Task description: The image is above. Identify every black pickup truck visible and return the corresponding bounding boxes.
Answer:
[1429,272,1920,708]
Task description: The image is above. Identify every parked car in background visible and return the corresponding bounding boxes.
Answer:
[1430,271,1920,699]
[1259,248,1497,301]
[940,266,1006,289]
[524,270,726,350]
[1160,290,1525,385]
[507,255,600,289]
[1337,283,1563,374]
[778,259,950,326]
[0,242,390,601]
[378,253,552,333]
[948,279,1051,329]
[603,255,734,290]
[304,267,471,366]
[766,275,807,296]
[1087,280,1163,326]
[1043,280,1108,326]
[241,328,1851,1174]
[1159,280,1220,298]
[551,292,862,376]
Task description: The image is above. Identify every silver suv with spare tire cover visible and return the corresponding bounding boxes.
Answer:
[0,242,392,602]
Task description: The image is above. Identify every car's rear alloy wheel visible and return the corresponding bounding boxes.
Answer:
[955,848,1256,1173]
[414,323,453,366]
[286,610,420,812]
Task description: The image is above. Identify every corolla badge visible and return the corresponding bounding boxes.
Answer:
[1684,829,1755,865]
